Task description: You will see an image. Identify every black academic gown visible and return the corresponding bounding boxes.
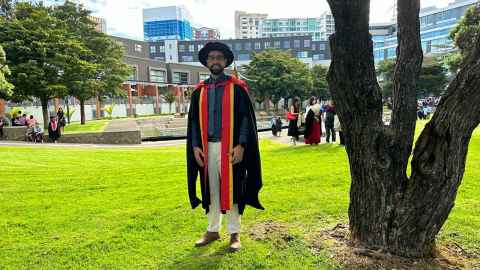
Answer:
[304,109,315,138]
[186,81,264,215]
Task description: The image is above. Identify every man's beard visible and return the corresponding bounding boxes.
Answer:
[209,64,224,75]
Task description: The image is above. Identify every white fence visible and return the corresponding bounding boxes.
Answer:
[4,102,180,124]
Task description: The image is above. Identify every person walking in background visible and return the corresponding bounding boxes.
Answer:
[48,114,61,143]
[0,117,4,138]
[304,96,316,121]
[304,102,322,145]
[57,107,66,133]
[324,101,336,143]
[271,116,282,137]
[334,114,345,146]
[287,98,300,145]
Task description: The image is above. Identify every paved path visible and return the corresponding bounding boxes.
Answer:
[0,129,342,149]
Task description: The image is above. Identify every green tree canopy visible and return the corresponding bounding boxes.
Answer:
[244,49,312,110]
[52,1,129,124]
[310,64,330,101]
[376,57,447,99]
[0,2,69,127]
[0,44,14,99]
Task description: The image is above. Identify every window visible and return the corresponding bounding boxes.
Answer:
[283,40,290,48]
[294,40,301,48]
[179,44,185,52]
[198,44,203,51]
[255,42,261,49]
[173,72,189,84]
[319,43,326,50]
[264,41,270,48]
[150,69,166,83]
[189,45,195,52]
[235,43,242,50]
[296,51,308,58]
[274,41,281,48]
[150,46,156,54]
[304,40,311,48]
[134,44,142,52]
[312,43,316,50]
[244,42,252,50]
[159,45,165,53]
[181,55,193,62]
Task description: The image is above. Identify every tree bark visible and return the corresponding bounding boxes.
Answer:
[326,0,480,257]
[79,99,85,125]
[40,97,49,130]
[65,97,71,124]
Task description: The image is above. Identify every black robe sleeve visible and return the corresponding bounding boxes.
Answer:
[304,109,315,138]
[186,90,202,209]
[238,87,264,211]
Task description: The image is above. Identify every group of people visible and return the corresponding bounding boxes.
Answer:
[11,111,37,127]
[285,97,345,146]
[0,107,66,143]
[417,99,435,120]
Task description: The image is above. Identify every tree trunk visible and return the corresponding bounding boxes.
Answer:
[95,96,101,120]
[65,97,70,124]
[80,99,86,125]
[40,97,49,130]
[326,0,480,258]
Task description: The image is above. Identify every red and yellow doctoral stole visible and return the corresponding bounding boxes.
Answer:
[198,80,235,211]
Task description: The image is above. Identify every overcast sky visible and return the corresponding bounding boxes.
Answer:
[84,0,456,40]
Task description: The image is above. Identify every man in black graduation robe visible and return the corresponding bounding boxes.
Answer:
[186,42,264,252]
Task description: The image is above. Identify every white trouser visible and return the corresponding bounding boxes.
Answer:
[207,142,241,234]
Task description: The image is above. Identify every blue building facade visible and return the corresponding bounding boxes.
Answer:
[143,6,193,41]
[144,20,193,41]
[372,0,479,62]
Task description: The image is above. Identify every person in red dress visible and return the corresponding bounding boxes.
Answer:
[304,101,322,145]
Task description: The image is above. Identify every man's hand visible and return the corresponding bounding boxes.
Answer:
[193,147,205,167]
[231,145,245,164]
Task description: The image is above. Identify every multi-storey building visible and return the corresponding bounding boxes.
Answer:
[143,6,193,41]
[260,11,334,41]
[192,27,221,40]
[234,11,268,39]
[372,0,479,62]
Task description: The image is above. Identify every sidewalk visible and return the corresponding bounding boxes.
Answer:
[0,130,341,148]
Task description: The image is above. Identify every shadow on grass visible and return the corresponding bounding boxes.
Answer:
[165,244,232,270]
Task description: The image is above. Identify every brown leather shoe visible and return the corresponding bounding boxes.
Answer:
[194,231,220,247]
[229,233,241,252]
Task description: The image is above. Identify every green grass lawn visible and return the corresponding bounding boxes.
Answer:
[0,122,479,269]
[62,119,110,134]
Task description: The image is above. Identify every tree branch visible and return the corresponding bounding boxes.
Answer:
[327,0,383,132]
[389,28,480,255]
[390,0,423,157]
